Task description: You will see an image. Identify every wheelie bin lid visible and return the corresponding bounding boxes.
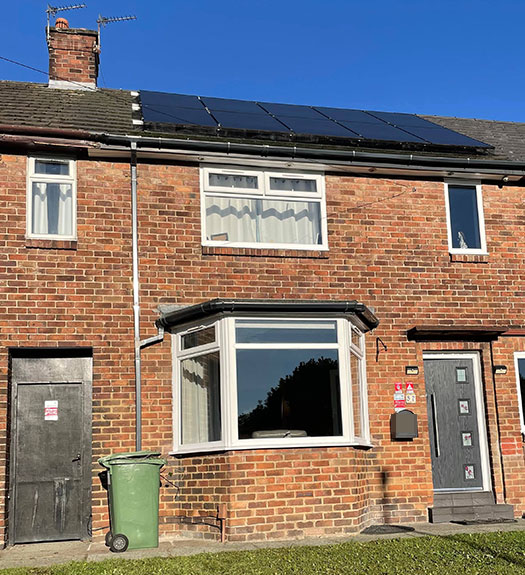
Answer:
[98,450,166,468]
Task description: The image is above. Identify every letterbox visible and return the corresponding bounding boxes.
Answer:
[390,410,418,440]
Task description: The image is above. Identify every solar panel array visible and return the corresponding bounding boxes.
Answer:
[139,90,491,148]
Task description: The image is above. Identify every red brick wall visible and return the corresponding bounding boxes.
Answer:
[1,153,524,544]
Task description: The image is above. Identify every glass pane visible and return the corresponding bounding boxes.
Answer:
[209,173,258,189]
[181,351,221,444]
[448,186,481,249]
[205,196,257,243]
[205,196,322,246]
[259,199,322,245]
[350,353,362,437]
[181,326,215,350]
[269,177,317,193]
[236,349,342,439]
[236,320,337,344]
[31,182,73,236]
[519,359,525,419]
[35,160,69,176]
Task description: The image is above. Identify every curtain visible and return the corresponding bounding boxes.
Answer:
[180,352,221,444]
[206,196,321,245]
[32,183,72,236]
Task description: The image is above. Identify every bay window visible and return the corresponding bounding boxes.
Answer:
[172,313,370,453]
[201,166,328,250]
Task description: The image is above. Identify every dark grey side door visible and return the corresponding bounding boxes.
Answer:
[424,358,484,491]
[10,355,92,543]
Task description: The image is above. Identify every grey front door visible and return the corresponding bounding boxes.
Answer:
[424,357,485,491]
[10,355,92,543]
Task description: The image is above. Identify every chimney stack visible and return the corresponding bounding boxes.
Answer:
[48,20,100,90]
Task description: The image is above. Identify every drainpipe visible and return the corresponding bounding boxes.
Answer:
[130,141,142,451]
[130,141,166,451]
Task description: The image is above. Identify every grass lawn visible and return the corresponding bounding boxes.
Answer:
[2,531,525,575]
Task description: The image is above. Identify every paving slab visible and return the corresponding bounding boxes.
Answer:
[1,519,525,570]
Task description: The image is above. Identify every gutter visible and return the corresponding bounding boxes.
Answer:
[95,132,525,176]
[156,298,380,332]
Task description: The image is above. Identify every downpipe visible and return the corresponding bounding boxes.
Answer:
[130,141,164,451]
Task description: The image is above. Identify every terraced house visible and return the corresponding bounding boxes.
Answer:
[0,21,524,547]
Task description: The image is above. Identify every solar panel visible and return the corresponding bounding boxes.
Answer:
[281,117,357,137]
[260,102,322,119]
[139,90,492,148]
[200,96,266,115]
[212,111,287,131]
[338,121,425,142]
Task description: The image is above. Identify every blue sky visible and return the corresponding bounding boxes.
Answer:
[2,1,525,121]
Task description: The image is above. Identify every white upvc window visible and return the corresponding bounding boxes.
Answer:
[27,157,77,240]
[444,180,487,254]
[172,316,369,454]
[201,166,328,251]
[514,352,525,435]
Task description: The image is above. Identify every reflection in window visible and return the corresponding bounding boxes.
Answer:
[236,349,342,439]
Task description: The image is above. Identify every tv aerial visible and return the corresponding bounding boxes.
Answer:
[46,3,87,44]
[97,14,137,50]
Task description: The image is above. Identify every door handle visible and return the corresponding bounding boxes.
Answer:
[72,453,81,462]
[431,394,440,458]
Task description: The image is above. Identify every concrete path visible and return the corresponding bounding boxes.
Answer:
[1,519,525,570]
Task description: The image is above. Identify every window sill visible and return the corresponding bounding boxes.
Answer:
[26,238,78,250]
[170,439,373,457]
[450,253,489,263]
[202,246,329,259]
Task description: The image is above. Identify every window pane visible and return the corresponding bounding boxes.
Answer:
[448,186,481,249]
[181,326,215,350]
[205,196,322,246]
[350,353,362,438]
[35,160,69,176]
[31,182,73,236]
[181,351,221,444]
[236,349,342,439]
[205,196,257,243]
[259,199,321,245]
[209,173,258,189]
[519,359,525,422]
[236,320,337,344]
[269,177,317,193]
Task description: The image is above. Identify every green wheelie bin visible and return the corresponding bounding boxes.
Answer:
[98,450,166,553]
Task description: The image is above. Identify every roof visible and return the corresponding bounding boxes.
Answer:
[2,80,525,165]
[0,81,135,134]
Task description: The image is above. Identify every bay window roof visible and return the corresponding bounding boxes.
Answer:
[157,299,379,332]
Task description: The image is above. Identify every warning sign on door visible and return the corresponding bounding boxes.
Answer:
[44,400,58,421]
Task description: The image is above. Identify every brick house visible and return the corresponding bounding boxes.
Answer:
[0,22,524,546]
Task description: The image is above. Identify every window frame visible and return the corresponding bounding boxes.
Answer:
[200,165,328,251]
[26,156,77,240]
[514,352,525,435]
[172,315,370,454]
[444,180,487,255]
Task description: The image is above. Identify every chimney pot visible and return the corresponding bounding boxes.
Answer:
[55,18,69,30]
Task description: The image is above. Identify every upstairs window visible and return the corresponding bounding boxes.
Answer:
[444,182,486,254]
[201,166,328,250]
[27,157,76,239]
[515,353,525,435]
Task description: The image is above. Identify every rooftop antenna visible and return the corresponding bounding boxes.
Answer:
[46,3,87,45]
[97,14,137,51]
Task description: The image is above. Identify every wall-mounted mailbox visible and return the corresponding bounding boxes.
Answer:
[390,410,418,440]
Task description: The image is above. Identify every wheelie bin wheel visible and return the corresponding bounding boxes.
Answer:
[105,531,113,547]
[110,534,129,553]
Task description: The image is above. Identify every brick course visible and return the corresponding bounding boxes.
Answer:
[0,154,524,544]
